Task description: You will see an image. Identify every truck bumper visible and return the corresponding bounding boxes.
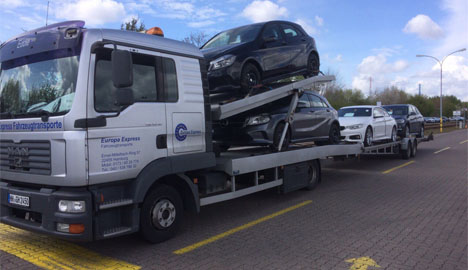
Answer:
[0,181,93,241]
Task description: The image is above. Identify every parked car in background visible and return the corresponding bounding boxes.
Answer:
[213,91,340,150]
[339,106,397,146]
[442,116,449,122]
[424,117,435,123]
[201,20,320,97]
[382,104,424,138]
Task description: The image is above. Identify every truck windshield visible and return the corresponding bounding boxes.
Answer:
[0,53,79,119]
[202,24,262,49]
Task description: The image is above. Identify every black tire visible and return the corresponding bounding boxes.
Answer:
[140,184,183,243]
[391,126,397,142]
[403,125,410,138]
[240,63,261,95]
[411,140,417,157]
[364,126,373,147]
[401,141,412,160]
[417,125,424,138]
[328,123,341,145]
[305,160,320,190]
[272,122,290,151]
[305,53,320,77]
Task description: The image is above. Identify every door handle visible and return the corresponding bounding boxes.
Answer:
[156,134,167,149]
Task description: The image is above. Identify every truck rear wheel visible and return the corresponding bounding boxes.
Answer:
[305,160,320,190]
[140,184,183,243]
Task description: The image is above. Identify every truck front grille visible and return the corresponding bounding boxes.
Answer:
[0,140,51,175]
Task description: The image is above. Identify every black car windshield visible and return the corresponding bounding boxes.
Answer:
[383,106,407,116]
[338,108,372,117]
[0,52,79,119]
[202,24,262,49]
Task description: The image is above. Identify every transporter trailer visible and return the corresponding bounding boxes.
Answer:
[0,21,432,243]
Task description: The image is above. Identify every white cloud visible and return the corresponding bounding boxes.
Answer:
[241,0,288,23]
[352,53,410,92]
[315,16,324,26]
[0,0,24,9]
[295,19,316,35]
[188,20,216,28]
[403,14,444,40]
[54,0,125,26]
[335,54,343,62]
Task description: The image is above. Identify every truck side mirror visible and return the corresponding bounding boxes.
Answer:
[112,49,133,88]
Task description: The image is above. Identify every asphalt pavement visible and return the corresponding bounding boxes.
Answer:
[1,129,467,270]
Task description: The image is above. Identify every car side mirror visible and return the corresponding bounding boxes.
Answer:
[112,49,133,88]
[264,36,278,43]
[115,88,134,107]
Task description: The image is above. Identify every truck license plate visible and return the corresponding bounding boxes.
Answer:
[8,194,30,207]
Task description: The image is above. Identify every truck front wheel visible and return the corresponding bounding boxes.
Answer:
[140,184,183,243]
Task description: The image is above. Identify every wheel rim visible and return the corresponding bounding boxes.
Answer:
[421,126,424,136]
[405,126,410,137]
[308,56,319,76]
[392,127,396,142]
[331,126,340,143]
[366,129,373,146]
[308,163,317,185]
[246,72,258,87]
[151,199,176,229]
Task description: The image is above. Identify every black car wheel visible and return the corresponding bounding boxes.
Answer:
[364,126,373,147]
[305,53,319,77]
[272,122,290,151]
[403,125,410,138]
[391,126,397,142]
[240,63,261,95]
[140,184,183,243]
[417,125,424,138]
[329,123,340,144]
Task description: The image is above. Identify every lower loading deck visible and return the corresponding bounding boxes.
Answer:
[199,135,433,206]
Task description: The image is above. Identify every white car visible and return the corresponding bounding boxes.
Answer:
[338,106,397,146]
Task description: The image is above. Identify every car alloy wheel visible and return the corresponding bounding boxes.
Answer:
[240,63,261,94]
[391,126,397,142]
[417,126,424,138]
[405,125,410,138]
[306,53,319,77]
[329,124,340,144]
[364,127,373,147]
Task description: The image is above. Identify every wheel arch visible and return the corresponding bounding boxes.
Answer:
[242,58,263,77]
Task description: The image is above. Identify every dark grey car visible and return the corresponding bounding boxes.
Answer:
[213,91,340,150]
[382,104,425,138]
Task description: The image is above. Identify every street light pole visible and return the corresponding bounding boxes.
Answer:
[416,48,466,133]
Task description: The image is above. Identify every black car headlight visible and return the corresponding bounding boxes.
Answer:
[209,55,236,71]
[245,115,270,126]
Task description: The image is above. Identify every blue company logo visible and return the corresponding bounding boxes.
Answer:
[175,123,188,141]
[175,123,202,141]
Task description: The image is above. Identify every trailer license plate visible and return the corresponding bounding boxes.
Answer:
[8,194,30,207]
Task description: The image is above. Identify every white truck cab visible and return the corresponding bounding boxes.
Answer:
[1,21,215,241]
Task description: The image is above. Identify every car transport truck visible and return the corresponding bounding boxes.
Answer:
[0,21,429,243]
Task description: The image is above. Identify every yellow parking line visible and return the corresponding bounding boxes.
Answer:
[173,200,312,255]
[434,147,450,154]
[460,140,468,144]
[382,161,415,174]
[0,224,140,270]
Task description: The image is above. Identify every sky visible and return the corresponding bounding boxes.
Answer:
[1,0,467,101]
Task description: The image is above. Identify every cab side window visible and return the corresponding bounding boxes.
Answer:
[310,95,326,108]
[262,24,281,40]
[162,58,178,102]
[95,48,157,112]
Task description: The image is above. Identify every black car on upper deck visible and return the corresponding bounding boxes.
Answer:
[201,21,319,97]
[382,104,425,138]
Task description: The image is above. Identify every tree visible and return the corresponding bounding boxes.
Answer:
[182,31,208,48]
[407,94,434,116]
[373,86,408,105]
[121,17,145,32]
[0,79,21,113]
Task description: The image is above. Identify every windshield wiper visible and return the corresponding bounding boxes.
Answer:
[14,110,51,122]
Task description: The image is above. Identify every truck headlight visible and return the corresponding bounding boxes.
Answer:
[209,55,236,70]
[58,200,85,213]
[396,119,405,124]
[246,115,270,126]
[346,124,363,130]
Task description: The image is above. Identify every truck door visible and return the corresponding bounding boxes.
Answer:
[162,54,205,155]
[86,47,168,184]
